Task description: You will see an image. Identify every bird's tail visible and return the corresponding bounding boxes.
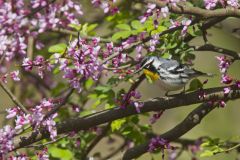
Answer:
[193,69,215,77]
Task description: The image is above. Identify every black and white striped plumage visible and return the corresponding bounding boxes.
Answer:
[141,56,211,92]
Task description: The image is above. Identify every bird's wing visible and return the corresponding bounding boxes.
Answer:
[158,59,201,79]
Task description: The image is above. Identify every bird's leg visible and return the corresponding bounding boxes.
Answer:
[165,91,169,97]
[179,85,186,95]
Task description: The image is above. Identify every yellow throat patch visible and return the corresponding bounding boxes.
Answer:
[143,69,160,81]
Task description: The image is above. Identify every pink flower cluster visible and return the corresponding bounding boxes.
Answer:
[91,0,119,14]
[0,0,82,61]
[4,99,58,148]
[0,70,21,83]
[140,3,169,25]
[120,90,143,112]
[57,37,102,92]
[216,56,240,107]
[149,110,165,124]
[204,0,239,9]
[22,56,52,78]
[8,148,48,160]
[0,125,15,156]
[148,136,173,152]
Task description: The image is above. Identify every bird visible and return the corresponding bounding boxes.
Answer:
[140,56,213,96]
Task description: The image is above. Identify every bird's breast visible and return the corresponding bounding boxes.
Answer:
[156,79,185,91]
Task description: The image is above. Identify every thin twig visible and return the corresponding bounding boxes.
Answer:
[213,143,240,155]
[100,141,128,160]
[0,53,6,64]
[84,123,111,157]
[0,81,29,114]
[25,134,68,148]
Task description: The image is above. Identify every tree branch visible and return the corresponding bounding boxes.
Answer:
[122,102,215,159]
[193,43,240,60]
[184,17,227,42]
[12,85,240,150]
[144,0,240,18]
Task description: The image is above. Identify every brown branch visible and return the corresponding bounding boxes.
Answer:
[193,43,240,59]
[144,0,240,18]
[184,17,227,42]
[25,135,68,149]
[122,102,215,159]
[12,85,240,150]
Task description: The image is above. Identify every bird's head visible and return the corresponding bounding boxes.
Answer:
[140,56,160,81]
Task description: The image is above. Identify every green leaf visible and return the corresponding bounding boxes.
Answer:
[112,31,131,40]
[161,52,171,59]
[87,24,98,32]
[68,23,82,31]
[88,93,98,99]
[95,85,112,93]
[200,150,214,157]
[157,25,167,32]
[111,118,126,131]
[116,24,131,31]
[188,78,203,91]
[85,78,94,90]
[53,67,60,74]
[104,103,115,109]
[131,20,142,30]
[48,43,67,53]
[49,147,73,160]
[81,23,89,35]
[92,99,101,108]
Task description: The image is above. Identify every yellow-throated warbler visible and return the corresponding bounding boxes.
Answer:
[140,56,213,95]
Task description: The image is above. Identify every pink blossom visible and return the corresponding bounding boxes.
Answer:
[204,0,218,9]
[148,136,172,152]
[0,125,15,154]
[6,107,20,119]
[36,148,49,160]
[15,114,31,130]
[161,6,169,18]
[223,87,231,94]
[219,100,226,108]
[227,0,239,7]
[181,19,192,36]
[149,111,164,124]
[22,58,33,71]
[221,74,232,84]
[10,70,20,81]
[216,56,231,73]
[235,80,240,88]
